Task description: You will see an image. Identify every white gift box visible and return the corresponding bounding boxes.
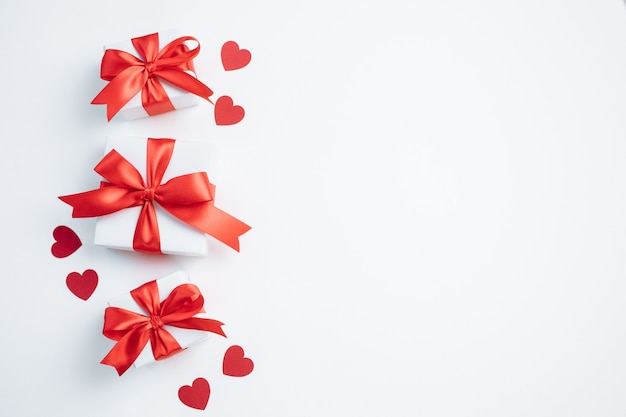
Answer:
[102,29,200,120]
[94,136,217,256]
[107,271,213,369]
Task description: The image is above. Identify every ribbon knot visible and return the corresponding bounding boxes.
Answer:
[142,187,155,201]
[59,138,251,254]
[91,32,214,120]
[145,61,157,73]
[150,315,163,329]
[100,280,226,376]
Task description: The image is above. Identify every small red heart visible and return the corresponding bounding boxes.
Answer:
[66,269,98,301]
[51,225,82,258]
[221,41,251,71]
[215,95,245,125]
[223,345,254,377]
[178,378,210,410]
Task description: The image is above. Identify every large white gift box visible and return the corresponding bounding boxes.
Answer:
[93,136,217,256]
[59,135,250,255]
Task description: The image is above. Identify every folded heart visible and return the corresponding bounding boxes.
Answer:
[51,225,82,258]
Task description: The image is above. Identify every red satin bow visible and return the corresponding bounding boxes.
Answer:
[101,280,226,376]
[58,138,250,254]
[91,32,214,120]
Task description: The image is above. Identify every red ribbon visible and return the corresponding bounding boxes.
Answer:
[101,280,226,376]
[58,138,250,254]
[91,32,214,120]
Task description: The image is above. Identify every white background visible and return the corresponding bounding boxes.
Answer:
[1,0,626,416]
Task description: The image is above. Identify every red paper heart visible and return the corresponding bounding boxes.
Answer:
[221,41,251,71]
[66,269,98,300]
[178,378,210,410]
[215,95,245,125]
[223,345,254,377]
[51,225,82,258]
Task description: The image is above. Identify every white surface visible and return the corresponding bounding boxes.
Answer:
[1,0,626,416]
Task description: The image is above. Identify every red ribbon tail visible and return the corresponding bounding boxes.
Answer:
[58,187,139,218]
[170,317,227,337]
[58,190,103,218]
[204,207,251,252]
[101,326,151,376]
[91,67,147,121]
[155,69,214,101]
[91,84,132,122]
[101,350,133,377]
[165,204,251,252]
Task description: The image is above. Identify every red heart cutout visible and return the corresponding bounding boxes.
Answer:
[215,95,245,125]
[66,269,98,300]
[223,345,254,377]
[178,378,210,410]
[221,41,251,71]
[51,225,82,258]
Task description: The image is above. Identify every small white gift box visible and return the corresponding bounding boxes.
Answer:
[104,271,217,370]
[93,29,209,121]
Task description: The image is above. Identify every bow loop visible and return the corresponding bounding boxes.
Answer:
[130,278,163,317]
[102,307,151,340]
[160,284,206,323]
[131,32,161,64]
[95,149,146,189]
[152,36,200,69]
[99,50,145,80]
[156,173,213,205]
